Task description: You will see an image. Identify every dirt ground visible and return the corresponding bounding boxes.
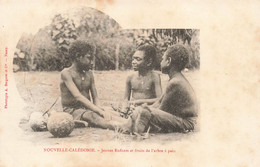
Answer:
[14,70,200,145]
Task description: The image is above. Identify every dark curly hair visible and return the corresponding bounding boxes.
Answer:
[165,44,189,71]
[136,44,157,69]
[69,40,95,60]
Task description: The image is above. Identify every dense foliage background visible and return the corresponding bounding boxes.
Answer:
[13,7,199,72]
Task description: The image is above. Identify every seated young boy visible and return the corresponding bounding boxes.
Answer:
[60,40,132,131]
[124,44,162,106]
[132,44,198,133]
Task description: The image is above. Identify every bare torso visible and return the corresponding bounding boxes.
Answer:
[159,72,198,118]
[129,71,159,100]
[60,67,92,108]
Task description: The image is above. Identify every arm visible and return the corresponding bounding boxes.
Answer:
[89,72,114,120]
[154,73,162,98]
[118,75,132,113]
[150,94,164,108]
[159,80,189,115]
[90,72,100,106]
[159,83,177,112]
[124,75,132,101]
[61,71,104,116]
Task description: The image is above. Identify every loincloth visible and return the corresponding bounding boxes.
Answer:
[63,107,88,121]
[132,105,198,133]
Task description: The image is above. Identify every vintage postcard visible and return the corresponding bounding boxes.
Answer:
[0,0,259,166]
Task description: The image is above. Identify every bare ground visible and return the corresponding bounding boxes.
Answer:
[14,70,199,145]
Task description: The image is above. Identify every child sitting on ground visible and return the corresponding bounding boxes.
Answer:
[60,40,132,131]
[124,44,162,105]
[132,44,198,133]
[113,45,162,118]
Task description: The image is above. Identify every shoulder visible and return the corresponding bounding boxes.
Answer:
[167,78,183,90]
[126,72,136,82]
[61,68,71,80]
[167,75,193,93]
[151,71,161,80]
[169,73,187,85]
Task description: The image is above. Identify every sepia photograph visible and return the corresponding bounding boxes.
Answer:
[0,0,259,166]
[13,7,200,144]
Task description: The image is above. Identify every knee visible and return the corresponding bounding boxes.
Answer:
[82,110,95,120]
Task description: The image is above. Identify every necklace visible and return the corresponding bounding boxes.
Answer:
[81,70,86,81]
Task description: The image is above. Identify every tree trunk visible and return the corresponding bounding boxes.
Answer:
[115,43,120,70]
[93,55,96,71]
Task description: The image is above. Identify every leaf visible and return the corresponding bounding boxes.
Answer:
[58,38,64,44]
[18,52,25,59]
[52,30,61,38]
[56,23,63,30]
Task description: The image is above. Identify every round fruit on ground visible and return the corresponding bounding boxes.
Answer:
[47,112,75,137]
[29,111,48,131]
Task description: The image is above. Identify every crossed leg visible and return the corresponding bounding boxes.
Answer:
[81,108,132,131]
[131,106,195,133]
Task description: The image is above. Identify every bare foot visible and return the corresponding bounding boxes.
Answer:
[74,120,89,128]
[131,106,152,134]
[111,118,133,134]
